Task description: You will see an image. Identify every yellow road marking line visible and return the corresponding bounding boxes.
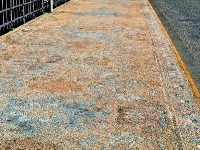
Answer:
[147,0,200,100]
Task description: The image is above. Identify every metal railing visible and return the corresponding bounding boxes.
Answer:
[54,0,67,7]
[0,0,67,34]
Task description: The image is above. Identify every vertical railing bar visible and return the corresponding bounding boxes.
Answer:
[29,0,30,18]
[5,0,7,27]
[23,0,25,23]
[10,0,12,27]
[2,1,4,25]
[42,0,44,13]
[12,0,14,25]
[50,0,53,12]
[32,0,35,16]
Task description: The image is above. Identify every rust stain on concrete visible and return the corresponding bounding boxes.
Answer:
[149,80,161,86]
[29,79,83,92]
[0,137,57,149]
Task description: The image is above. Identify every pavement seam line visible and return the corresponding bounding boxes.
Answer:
[147,0,200,101]
[142,1,185,149]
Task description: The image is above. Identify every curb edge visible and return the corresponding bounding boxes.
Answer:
[147,0,200,100]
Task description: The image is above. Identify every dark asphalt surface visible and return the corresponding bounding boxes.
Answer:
[149,0,200,91]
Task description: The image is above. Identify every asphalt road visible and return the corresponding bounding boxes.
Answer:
[149,0,200,91]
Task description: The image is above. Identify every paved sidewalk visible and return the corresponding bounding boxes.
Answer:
[0,0,199,149]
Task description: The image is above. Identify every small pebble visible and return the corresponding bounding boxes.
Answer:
[22,28,30,32]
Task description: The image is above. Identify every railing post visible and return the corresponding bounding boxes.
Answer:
[22,0,25,23]
[50,0,53,12]
[9,0,12,28]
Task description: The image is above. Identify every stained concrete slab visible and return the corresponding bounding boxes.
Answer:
[0,0,200,149]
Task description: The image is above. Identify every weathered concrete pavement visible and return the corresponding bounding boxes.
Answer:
[0,0,200,149]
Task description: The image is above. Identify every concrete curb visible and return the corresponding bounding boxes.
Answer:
[147,0,200,101]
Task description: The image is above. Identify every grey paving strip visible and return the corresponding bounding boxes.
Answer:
[143,0,200,149]
[0,0,199,149]
[148,0,200,92]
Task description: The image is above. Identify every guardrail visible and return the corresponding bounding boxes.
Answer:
[0,0,67,34]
